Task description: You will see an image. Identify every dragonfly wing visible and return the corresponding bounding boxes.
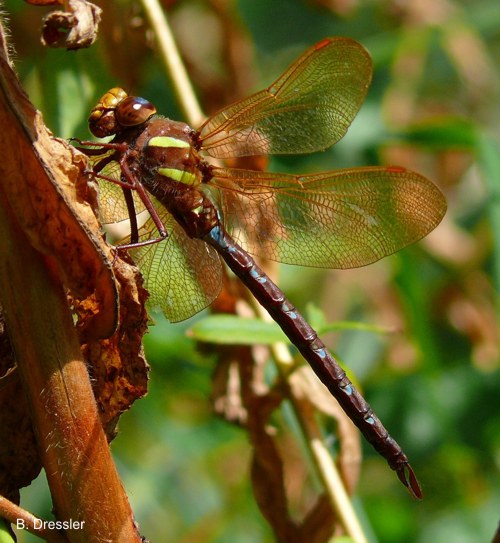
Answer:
[208,166,446,269]
[198,37,372,158]
[128,201,223,322]
[92,158,146,224]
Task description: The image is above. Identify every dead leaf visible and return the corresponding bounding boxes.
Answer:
[0,308,41,503]
[298,494,336,543]
[208,297,355,541]
[0,23,118,341]
[82,257,150,440]
[249,393,301,543]
[37,0,102,49]
[0,15,134,501]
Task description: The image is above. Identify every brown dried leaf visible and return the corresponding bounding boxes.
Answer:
[82,257,150,440]
[298,494,336,543]
[209,339,300,540]
[0,24,118,341]
[0,16,129,499]
[0,309,41,503]
[211,347,249,424]
[249,393,301,543]
[248,388,340,543]
[209,316,350,540]
[210,277,268,424]
[41,0,102,50]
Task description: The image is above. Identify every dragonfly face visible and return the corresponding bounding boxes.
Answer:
[88,87,157,137]
[77,37,445,498]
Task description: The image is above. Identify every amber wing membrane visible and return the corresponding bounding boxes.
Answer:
[88,154,146,224]
[207,166,447,268]
[128,197,223,322]
[88,154,222,322]
[198,37,372,158]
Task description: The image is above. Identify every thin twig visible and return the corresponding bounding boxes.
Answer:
[139,0,205,127]
[0,495,69,543]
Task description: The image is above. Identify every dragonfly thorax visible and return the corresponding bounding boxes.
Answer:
[130,117,220,239]
[133,117,202,188]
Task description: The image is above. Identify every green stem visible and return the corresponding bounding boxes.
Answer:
[140,0,205,127]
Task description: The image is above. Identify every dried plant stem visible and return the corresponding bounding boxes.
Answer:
[0,17,143,541]
[140,0,205,127]
[0,190,142,543]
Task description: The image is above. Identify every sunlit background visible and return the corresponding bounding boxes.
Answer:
[4,0,500,541]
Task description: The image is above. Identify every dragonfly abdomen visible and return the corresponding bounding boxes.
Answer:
[205,224,422,499]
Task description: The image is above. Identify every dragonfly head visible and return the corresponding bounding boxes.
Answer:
[89,87,157,138]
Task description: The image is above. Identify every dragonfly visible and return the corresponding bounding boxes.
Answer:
[76,37,447,499]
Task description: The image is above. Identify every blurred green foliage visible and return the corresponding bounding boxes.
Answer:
[3,0,499,542]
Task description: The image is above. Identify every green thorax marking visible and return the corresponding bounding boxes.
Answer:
[148,135,197,185]
[158,167,197,186]
[148,136,190,149]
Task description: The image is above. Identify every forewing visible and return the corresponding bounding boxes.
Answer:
[208,166,446,269]
[198,37,372,158]
[128,200,223,322]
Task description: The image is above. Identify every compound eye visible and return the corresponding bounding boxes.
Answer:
[115,96,157,127]
[97,87,128,109]
[88,87,129,138]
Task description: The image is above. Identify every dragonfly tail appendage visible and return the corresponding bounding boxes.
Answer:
[396,462,423,500]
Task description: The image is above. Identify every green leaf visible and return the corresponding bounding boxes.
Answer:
[190,310,390,346]
[0,518,15,543]
[189,314,288,345]
[305,303,391,335]
[318,320,392,336]
[396,116,478,149]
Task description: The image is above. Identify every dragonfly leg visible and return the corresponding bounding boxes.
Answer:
[76,139,171,250]
[122,187,139,244]
[92,172,137,189]
[119,159,168,242]
[113,230,169,252]
[71,138,129,153]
